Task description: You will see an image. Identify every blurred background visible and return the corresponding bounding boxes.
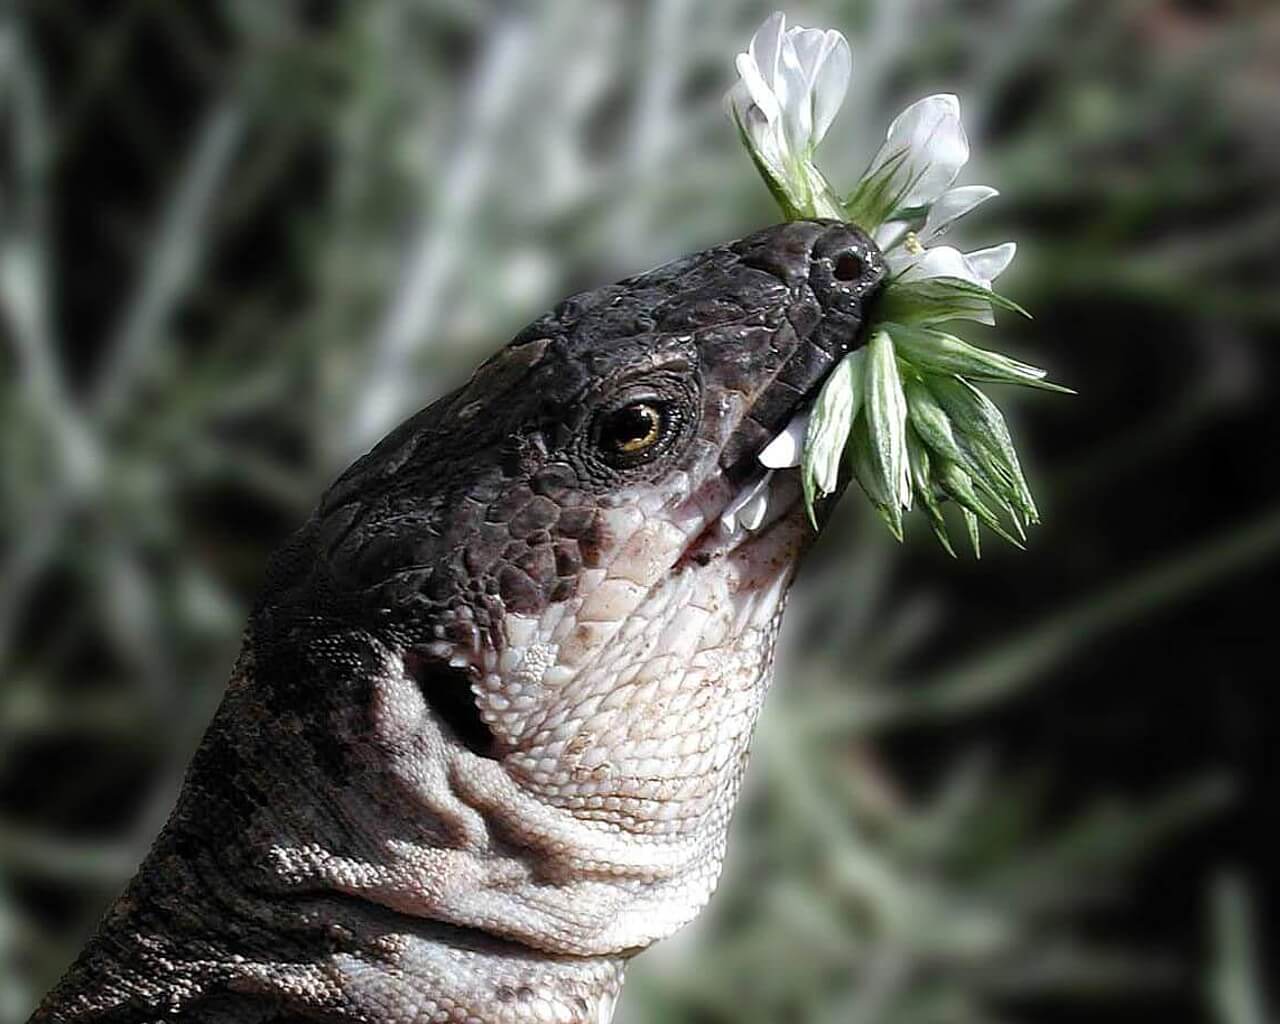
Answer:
[0,0,1275,1021]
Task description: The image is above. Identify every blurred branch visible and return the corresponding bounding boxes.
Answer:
[900,503,1280,721]
[989,776,1232,899]
[348,15,534,451]
[1208,873,1268,1024]
[0,681,167,744]
[788,502,1280,738]
[0,821,138,885]
[0,876,34,1023]
[0,12,92,662]
[90,98,247,422]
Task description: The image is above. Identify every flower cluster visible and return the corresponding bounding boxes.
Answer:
[727,12,1068,553]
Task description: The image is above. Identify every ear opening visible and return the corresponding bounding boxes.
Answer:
[402,650,496,758]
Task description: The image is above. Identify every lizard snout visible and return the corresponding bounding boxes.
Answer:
[806,219,888,357]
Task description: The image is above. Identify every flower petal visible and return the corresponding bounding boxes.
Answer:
[921,185,998,242]
[726,14,854,219]
[759,408,809,468]
[868,93,969,211]
[735,51,780,124]
[729,55,789,182]
[965,242,1017,286]
[894,244,983,287]
[788,27,829,80]
[724,76,752,127]
[777,32,813,151]
[791,28,852,146]
[802,350,866,512]
[874,220,910,251]
[748,12,787,98]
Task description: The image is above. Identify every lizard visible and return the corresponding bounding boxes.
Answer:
[29,218,886,1024]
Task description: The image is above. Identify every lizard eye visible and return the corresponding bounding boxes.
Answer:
[596,401,669,463]
[601,402,663,452]
[584,372,697,476]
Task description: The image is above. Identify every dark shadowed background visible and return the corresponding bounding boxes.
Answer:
[0,1,1275,1022]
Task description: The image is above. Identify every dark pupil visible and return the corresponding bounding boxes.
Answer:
[604,404,660,452]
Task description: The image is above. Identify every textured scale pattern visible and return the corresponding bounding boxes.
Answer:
[30,220,885,1024]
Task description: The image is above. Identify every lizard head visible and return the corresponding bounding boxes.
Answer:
[231,220,883,968]
[46,221,885,1024]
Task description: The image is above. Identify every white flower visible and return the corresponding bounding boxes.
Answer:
[865,94,969,212]
[837,92,1016,322]
[724,15,1054,556]
[923,185,999,240]
[877,239,1016,327]
[725,12,851,218]
[855,93,1016,296]
[894,240,1018,290]
[876,184,998,251]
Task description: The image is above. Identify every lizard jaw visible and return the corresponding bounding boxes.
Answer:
[679,465,808,569]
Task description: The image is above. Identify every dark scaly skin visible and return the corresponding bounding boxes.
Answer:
[31,220,885,1024]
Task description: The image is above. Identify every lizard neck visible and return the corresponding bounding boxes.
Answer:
[29,645,634,1024]
[33,895,626,1024]
[33,888,626,1024]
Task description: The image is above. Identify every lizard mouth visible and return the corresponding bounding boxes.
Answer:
[676,466,811,571]
[671,219,882,571]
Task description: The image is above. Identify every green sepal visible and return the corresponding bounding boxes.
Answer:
[961,507,982,558]
[905,373,1026,526]
[843,148,917,232]
[731,109,806,221]
[936,460,1024,550]
[879,276,1031,328]
[884,322,1064,392]
[901,372,967,465]
[801,349,867,527]
[732,106,849,222]
[928,375,1040,525]
[846,414,903,541]
[863,330,909,530]
[905,423,956,557]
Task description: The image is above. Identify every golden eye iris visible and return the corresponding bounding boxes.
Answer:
[603,403,663,454]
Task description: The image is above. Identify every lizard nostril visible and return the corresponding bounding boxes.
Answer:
[833,252,863,281]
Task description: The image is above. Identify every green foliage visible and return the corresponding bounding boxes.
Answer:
[802,318,1063,554]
